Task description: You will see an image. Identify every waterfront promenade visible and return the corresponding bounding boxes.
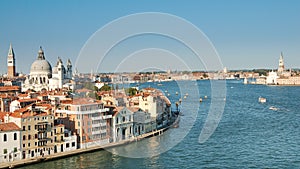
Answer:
[0,126,173,169]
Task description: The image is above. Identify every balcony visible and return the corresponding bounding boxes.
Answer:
[38,137,51,141]
[92,130,101,135]
[56,108,109,115]
[91,116,101,120]
[102,115,112,119]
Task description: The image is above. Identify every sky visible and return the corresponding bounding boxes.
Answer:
[0,0,299,74]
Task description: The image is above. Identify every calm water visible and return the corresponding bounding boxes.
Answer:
[20,80,300,169]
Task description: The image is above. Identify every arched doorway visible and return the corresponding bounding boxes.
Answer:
[122,128,127,140]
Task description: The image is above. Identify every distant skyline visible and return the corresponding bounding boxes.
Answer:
[0,0,299,74]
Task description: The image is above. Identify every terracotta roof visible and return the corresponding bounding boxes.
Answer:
[18,98,39,103]
[0,86,20,92]
[72,98,98,105]
[18,94,29,97]
[0,112,10,122]
[0,122,21,131]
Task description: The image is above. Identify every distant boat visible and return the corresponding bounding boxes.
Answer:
[258,97,266,103]
[199,98,203,102]
[157,83,162,86]
[176,92,178,95]
[244,78,248,84]
[204,95,208,99]
[269,106,278,111]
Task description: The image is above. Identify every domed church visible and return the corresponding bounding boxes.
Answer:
[22,47,73,92]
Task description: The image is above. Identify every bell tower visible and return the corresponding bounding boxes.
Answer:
[278,52,285,74]
[7,43,16,78]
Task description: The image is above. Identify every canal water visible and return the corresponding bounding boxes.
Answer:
[20,80,300,168]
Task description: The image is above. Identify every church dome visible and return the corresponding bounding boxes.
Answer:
[30,59,52,74]
[30,46,52,75]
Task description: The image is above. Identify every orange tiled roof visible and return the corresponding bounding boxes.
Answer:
[18,98,39,103]
[0,86,20,92]
[0,122,21,131]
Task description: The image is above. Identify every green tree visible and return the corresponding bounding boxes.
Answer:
[100,84,111,91]
[126,87,138,96]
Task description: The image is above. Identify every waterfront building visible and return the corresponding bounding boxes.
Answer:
[7,44,16,78]
[0,122,21,163]
[266,71,278,85]
[55,98,111,148]
[7,104,55,159]
[53,124,77,153]
[133,109,152,136]
[22,47,73,92]
[111,107,135,142]
[138,88,171,128]
[263,52,300,85]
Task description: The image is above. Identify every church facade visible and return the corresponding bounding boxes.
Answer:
[22,47,74,92]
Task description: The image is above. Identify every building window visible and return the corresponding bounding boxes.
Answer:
[123,117,125,122]
[23,135,26,140]
[28,135,31,140]
[3,134,7,142]
[23,144,25,148]
[28,143,30,147]
[14,133,17,140]
[3,149,7,154]
[66,143,70,148]
[28,125,31,130]
[72,142,75,147]
[14,147,17,153]
[23,126,25,131]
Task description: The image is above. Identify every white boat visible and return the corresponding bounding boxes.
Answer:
[258,97,266,103]
[176,92,178,95]
[269,106,278,111]
[244,78,248,84]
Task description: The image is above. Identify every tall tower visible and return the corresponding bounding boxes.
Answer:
[66,59,72,79]
[7,43,16,78]
[278,52,285,74]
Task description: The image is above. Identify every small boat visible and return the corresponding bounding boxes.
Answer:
[185,93,189,96]
[258,97,266,103]
[204,95,208,99]
[157,83,162,86]
[199,98,203,102]
[244,77,248,84]
[167,93,170,96]
[183,96,187,99]
[176,92,178,95]
[269,106,278,111]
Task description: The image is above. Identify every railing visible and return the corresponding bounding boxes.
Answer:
[55,108,109,115]
[92,130,101,135]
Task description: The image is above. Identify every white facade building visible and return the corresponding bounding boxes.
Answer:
[0,122,21,163]
[266,71,278,85]
[112,107,134,142]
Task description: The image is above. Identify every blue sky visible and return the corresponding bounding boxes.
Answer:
[0,0,299,73]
